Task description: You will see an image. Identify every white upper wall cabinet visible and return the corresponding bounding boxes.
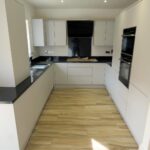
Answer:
[46,20,67,46]
[94,20,114,46]
[46,20,55,46]
[105,21,114,46]
[94,21,106,46]
[32,19,45,47]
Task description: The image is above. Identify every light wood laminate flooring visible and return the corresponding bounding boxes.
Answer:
[26,88,138,150]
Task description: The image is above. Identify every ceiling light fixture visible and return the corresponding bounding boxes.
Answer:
[104,0,108,3]
[61,0,64,3]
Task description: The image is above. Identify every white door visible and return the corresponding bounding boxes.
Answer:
[45,20,55,46]
[93,64,105,84]
[105,21,114,46]
[54,21,66,46]
[54,63,68,84]
[94,21,106,46]
[32,19,45,47]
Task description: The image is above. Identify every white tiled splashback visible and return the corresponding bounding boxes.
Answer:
[36,45,113,57]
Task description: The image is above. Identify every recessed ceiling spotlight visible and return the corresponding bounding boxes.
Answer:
[104,0,108,3]
[61,0,64,3]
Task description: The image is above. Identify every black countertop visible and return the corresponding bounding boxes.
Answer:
[0,64,51,104]
[31,56,112,65]
[0,56,112,104]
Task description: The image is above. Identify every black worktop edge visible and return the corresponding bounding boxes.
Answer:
[0,64,52,104]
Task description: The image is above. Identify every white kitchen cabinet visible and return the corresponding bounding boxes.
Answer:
[67,63,93,85]
[94,20,114,46]
[93,64,105,85]
[46,20,55,46]
[126,85,149,145]
[94,21,106,46]
[32,19,45,47]
[46,20,66,46]
[54,63,106,86]
[54,63,68,84]
[105,21,114,46]
[105,64,128,119]
[115,80,129,119]
[105,64,149,145]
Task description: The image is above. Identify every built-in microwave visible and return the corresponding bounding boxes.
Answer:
[121,27,136,55]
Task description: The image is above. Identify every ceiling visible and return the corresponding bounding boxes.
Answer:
[26,0,138,9]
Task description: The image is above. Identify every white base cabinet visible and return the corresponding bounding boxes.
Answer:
[54,63,105,86]
[54,63,68,84]
[93,64,105,85]
[0,65,54,150]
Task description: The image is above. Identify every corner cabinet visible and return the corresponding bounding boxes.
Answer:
[94,20,114,46]
[32,19,45,47]
[46,20,67,46]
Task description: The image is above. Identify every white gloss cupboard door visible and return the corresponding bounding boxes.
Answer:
[32,19,45,47]
[105,21,114,46]
[93,64,105,84]
[54,21,66,46]
[45,20,55,46]
[46,20,66,46]
[54,63,68,84]
[94,21,106,46]
[126,85,149,145]
[94,20,114,46]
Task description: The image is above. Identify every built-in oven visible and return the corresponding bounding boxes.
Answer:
[119,55,132,88]
[119,27,136,88]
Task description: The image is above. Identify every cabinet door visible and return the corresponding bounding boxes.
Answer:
[45,20,55,46]
[94,21,106,46]
[54,21,66,46]
[32,19,45,47]
[54,63,67,84]
[126,85,149,144]
[93,64,105,84]
[105,21,114,46]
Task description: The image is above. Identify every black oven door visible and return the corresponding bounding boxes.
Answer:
[119,58,132,88]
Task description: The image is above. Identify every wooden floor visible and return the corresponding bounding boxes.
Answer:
[26,88,138,150]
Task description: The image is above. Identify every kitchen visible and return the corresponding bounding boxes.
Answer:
[0,0,150,150]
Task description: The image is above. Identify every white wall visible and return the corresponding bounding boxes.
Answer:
[0,0,30,87]
[0,0,16,87]
[6,0,30,86]
[37,41,113,57]
[19,0,39,58]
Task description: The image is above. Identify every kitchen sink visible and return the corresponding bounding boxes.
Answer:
[31,64,49,70]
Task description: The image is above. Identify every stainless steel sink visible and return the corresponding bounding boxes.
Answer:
[31,64,49,70]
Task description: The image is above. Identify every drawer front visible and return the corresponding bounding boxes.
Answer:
[68,76,92,85]
[68,67,93,76]
[67,63,93,67]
